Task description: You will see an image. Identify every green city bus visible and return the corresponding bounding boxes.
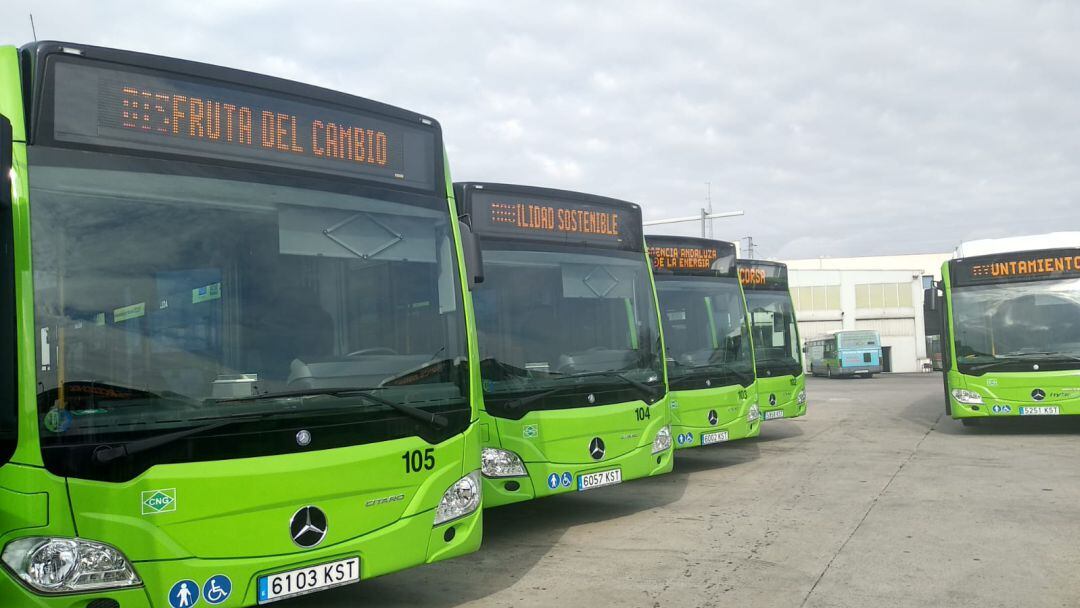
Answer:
[647,236,759,449]
[935,240,1080,423]
[455,182,672,506]
[737,260,807,421]
[0,42,483,607]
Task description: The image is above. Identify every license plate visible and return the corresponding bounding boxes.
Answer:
[578,469,622,491]
[764,410,785,420]
[1019,406,1060,416]
[701,431,729,445]
[258,557,359,604]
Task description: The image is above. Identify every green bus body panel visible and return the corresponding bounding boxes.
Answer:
[0,46,484,606]
[66,431,473,561]
[941,262,1080,419]
[669,384,759,449]
[756,374,807,421]
[0,47,25,141]
[480,397,673,507]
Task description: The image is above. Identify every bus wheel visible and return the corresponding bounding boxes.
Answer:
[865,373,874,379]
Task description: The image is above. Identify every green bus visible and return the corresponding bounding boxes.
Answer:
[0,42,483,607]
[455,182,672,506]
[737,260,807,421]
[647,236,759,448]
[935,240,1080,423]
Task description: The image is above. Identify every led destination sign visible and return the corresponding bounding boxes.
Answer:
[647,236,736,277]
[954,248,1080,287]
[48,60,436,189]
[467,188,640,250]
[737,260,789,290]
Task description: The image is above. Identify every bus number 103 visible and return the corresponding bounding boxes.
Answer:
[402,449,436,473]
[635,407,651,421]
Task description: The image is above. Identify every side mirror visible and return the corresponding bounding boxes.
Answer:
[458,219,484,289]
[0,115,10,209]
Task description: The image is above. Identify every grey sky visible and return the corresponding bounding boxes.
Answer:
[3,1,1079,259]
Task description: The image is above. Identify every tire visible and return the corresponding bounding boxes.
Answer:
[865,373,874,379]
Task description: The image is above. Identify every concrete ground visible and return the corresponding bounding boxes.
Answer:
[287,374,1080,608]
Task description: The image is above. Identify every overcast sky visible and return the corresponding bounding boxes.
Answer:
[3,1,1079,259]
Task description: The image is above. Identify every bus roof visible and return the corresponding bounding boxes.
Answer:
[954,232,1080,259]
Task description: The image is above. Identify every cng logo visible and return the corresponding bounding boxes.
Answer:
[141,488,177,515]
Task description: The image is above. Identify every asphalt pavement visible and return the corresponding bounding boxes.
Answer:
[287,373,1080,608]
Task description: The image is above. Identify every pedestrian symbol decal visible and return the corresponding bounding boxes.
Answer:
[168,579,200,608]
[561,472,573,487]
[203,574,232,605]
[547,473,560,489]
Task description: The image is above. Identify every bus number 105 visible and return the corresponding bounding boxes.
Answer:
[402,449,435,473]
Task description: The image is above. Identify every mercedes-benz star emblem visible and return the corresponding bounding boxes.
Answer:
[296,429,312,447]
[290,506,328,548]
[588,437,605,460]
[1031,389,1046,402]
[769,394,777,406]
[707,410,718,425]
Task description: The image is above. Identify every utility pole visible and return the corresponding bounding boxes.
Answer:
[705,182,713,238]
[742,236,756,259]
[643,209,744,233]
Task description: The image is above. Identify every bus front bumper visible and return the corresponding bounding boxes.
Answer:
[482,442,674,508]
[0,506,481,608]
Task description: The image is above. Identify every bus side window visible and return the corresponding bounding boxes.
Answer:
[0,115,17,466]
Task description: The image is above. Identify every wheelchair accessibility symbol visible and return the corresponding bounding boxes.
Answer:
[203,574,232,605]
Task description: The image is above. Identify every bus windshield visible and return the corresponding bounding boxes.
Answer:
[30,149,469,480]
[473,243,663,417]
[745,291,802,376]
[952,277,1080,373]
[839,331,879,350]
[655,277,753,389]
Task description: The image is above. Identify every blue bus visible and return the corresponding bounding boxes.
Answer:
[806,330,882,378]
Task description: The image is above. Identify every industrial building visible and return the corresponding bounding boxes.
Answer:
[780,253,951,374]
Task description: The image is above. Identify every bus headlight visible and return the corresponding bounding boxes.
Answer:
[481,447,526,478]
[796,390,807,405]
[747,403,760,422]
[434,470,481,526]
[2,537,141,593]
[652,425,672,454]
[951,389,984,405]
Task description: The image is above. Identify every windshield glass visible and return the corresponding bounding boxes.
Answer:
[952,277,1080,373]
[839,331,880,350]
[655,277,753,389]
[30,149,469,481]
[744,290,802,376]
[473,242,663,416]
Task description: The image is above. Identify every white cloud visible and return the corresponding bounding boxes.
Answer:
[4,0,1079,258]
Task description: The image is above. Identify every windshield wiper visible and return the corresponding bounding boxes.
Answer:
[503,370,662,411]
[966,352,1080,373]
[216,387,449,430]
[689,363,755,386]
[552,370,663,403]
[92,416,260,464]
[999,351,1080,361]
